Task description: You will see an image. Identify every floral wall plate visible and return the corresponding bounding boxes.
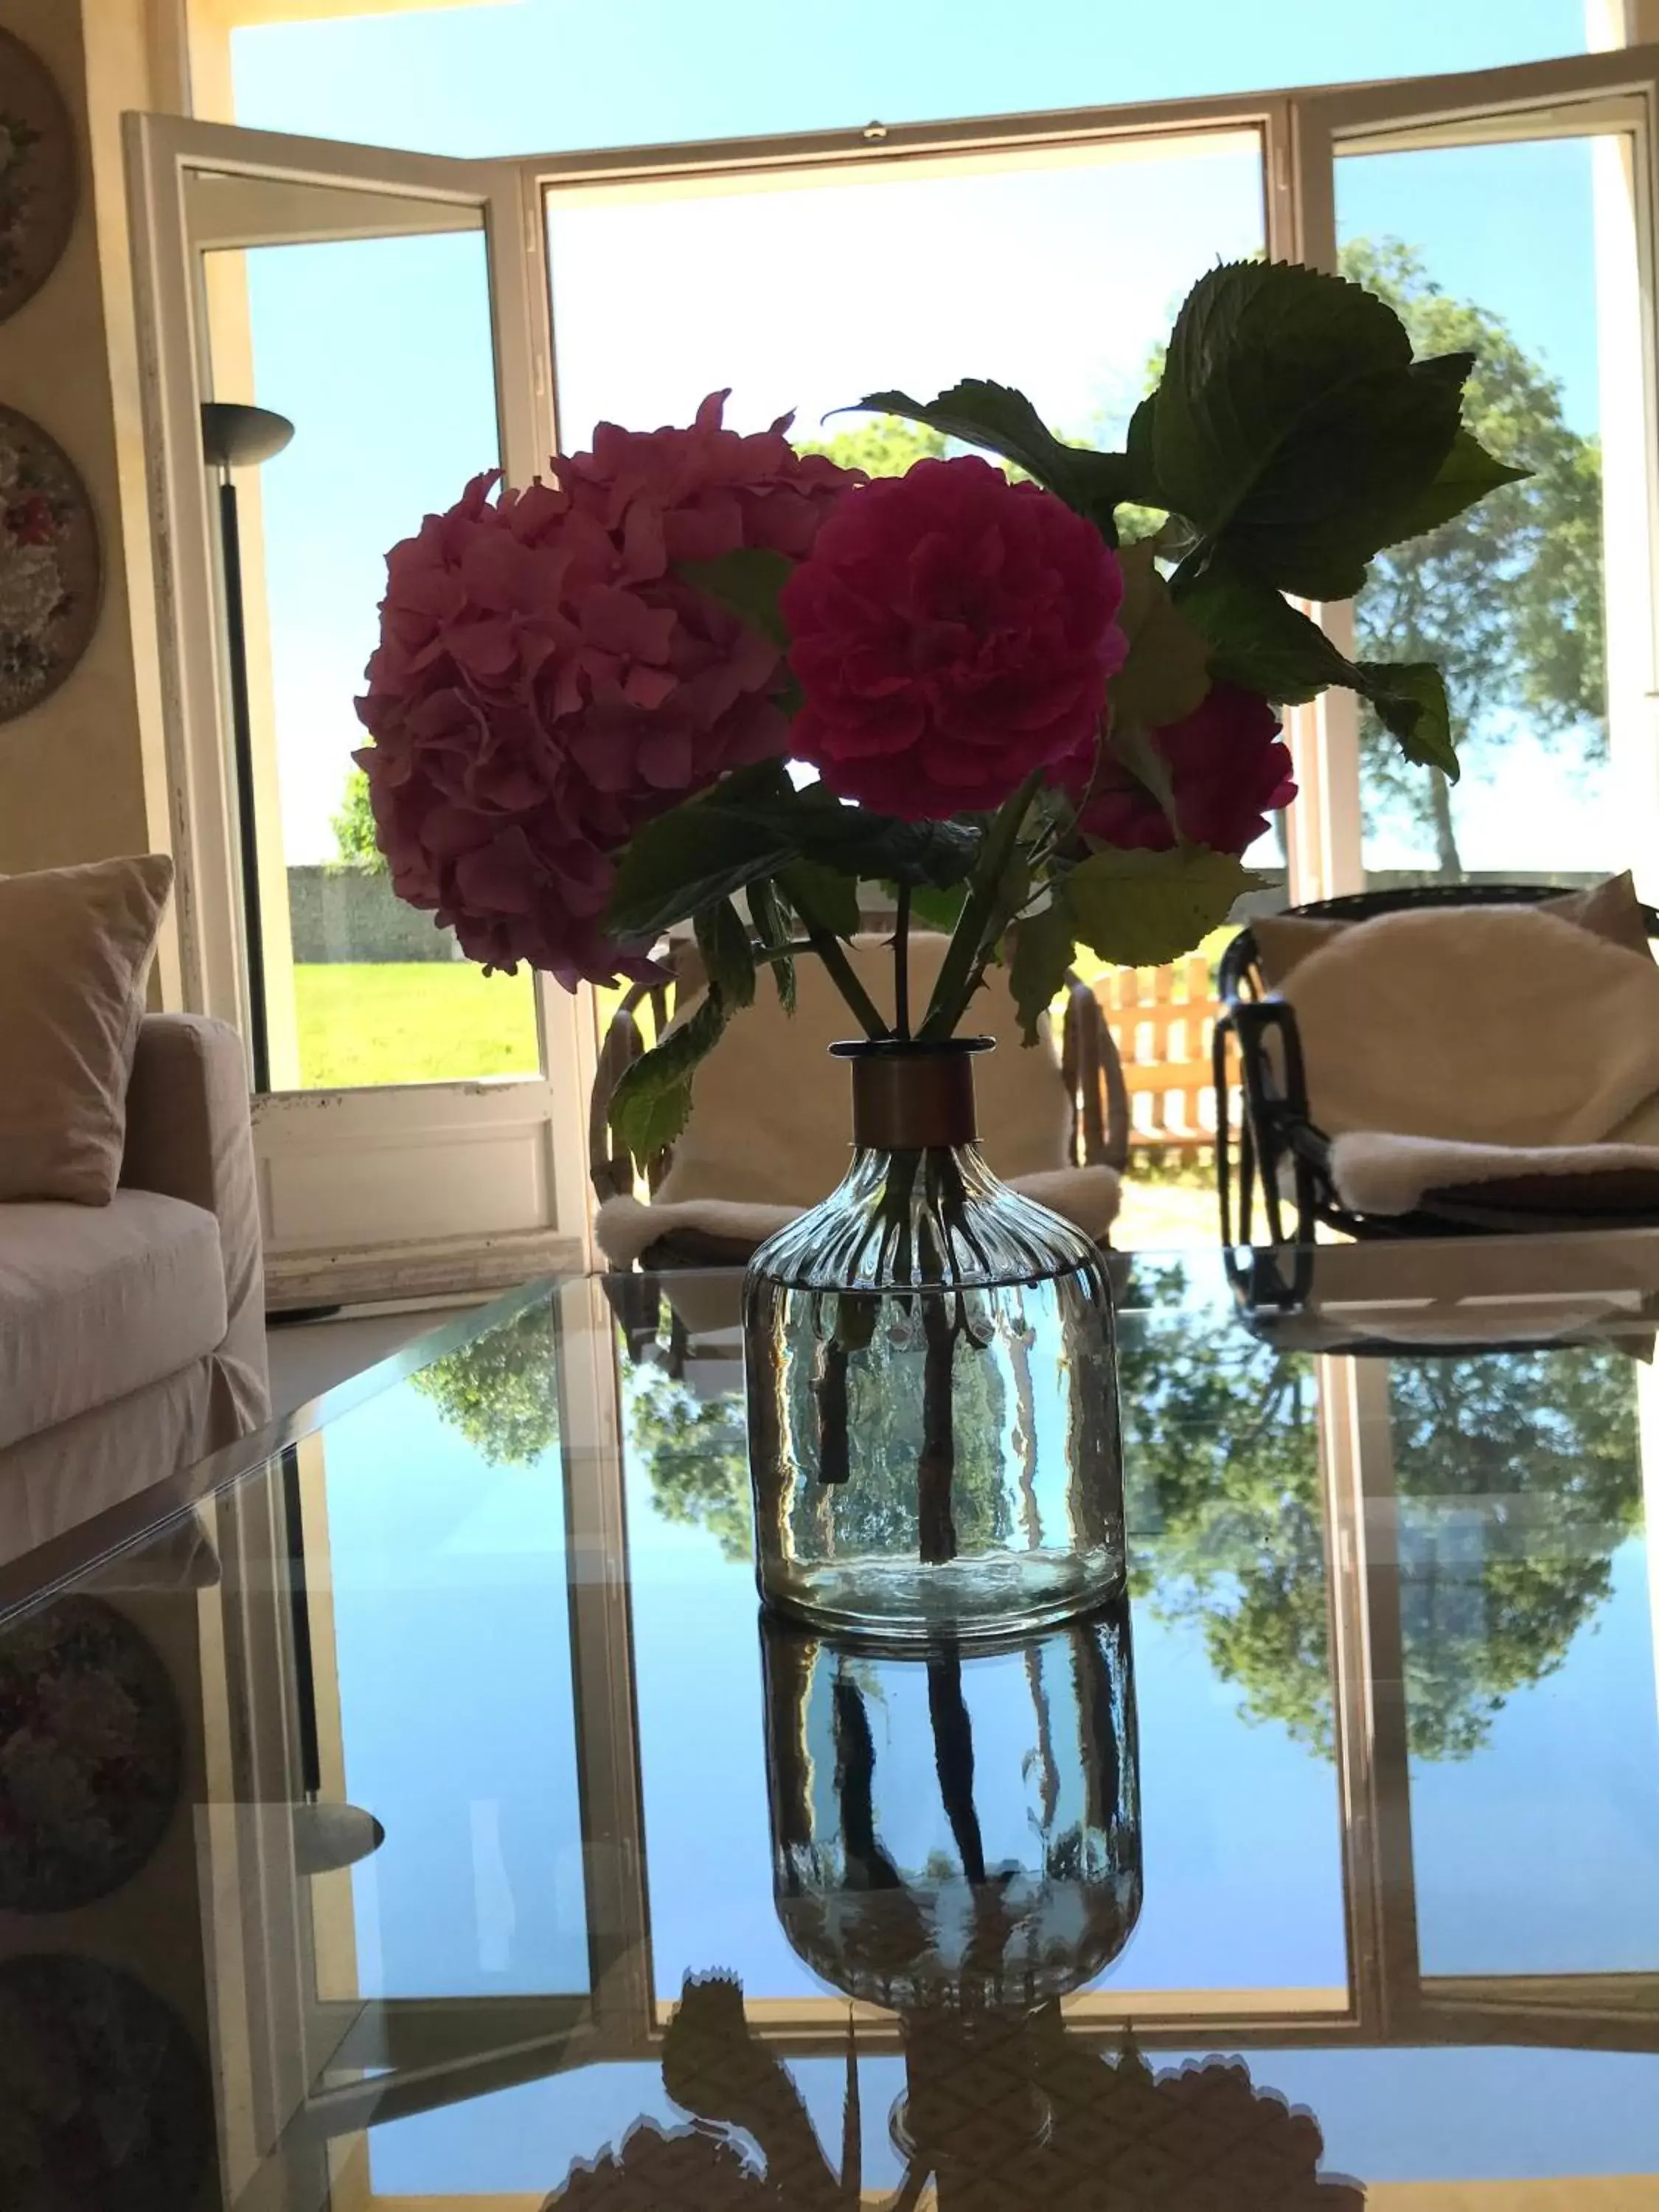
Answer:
[0,30,77,322]
[0,1596,184,1912]
[0,406,100,724]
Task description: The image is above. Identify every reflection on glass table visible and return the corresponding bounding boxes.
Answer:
[4,1241,1659,2208]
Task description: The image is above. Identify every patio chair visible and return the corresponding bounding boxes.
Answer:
[1214,877,1659,1272]
[591,930,1130,1283]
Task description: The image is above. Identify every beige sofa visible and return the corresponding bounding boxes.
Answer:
[0,1013,270,1560]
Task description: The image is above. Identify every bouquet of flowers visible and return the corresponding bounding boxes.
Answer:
[356,257,1518,1166]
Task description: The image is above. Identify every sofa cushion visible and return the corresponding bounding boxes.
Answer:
[0,855,175,1205]
[0,1191,227,1447]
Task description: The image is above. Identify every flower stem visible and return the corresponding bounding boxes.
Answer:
[798,912,889,1038]
[917,771,1044,1041]
[894,882,912,1040]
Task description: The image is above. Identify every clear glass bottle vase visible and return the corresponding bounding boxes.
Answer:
[742,1038,1125,1642]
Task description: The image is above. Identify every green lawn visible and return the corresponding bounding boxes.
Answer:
[294,961,540,1088]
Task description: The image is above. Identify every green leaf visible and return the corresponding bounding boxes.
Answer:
[747,877,796,1012]
[608,986,731,1168]
[693,897,757,1010]
[1062,844,1259,970]
[675,547,794,648]
[1178,561,1354,703]
[1110,541,1211,730]
[905,881,969,933]
[745,785,982,888]
[1009,901,1076,1046]
[1357,660,1456,776]
[608,801,797,938]
[1371,426,1530,547]
[852,380,1143,529]
[779,858,861,940]
[1147,260,1468,598]
[1177,560,1459,778]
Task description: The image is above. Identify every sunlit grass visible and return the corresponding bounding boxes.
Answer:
[293,961,540,1088]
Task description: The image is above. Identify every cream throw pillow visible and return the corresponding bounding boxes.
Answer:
[1253,871,1652,987]
[0,855,175,1205]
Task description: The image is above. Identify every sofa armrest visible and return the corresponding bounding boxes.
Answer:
[122,1014,269,1424]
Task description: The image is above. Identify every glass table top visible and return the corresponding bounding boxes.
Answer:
[6,1236,1659,2208]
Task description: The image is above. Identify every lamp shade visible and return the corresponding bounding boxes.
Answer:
[201,400,293,470]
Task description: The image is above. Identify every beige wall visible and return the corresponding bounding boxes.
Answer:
[0,3,173,877]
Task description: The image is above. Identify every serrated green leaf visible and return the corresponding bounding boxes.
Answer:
[1063,844,1258,969]
[608,986,731,1169]
[779,859,861,940]
[1371,425,1530,547]
[747,877,796,1012]
[608,801,798,937]
[1148,260,1468,597]
[1110,542,1211,731]
[852,380,1143,529]
[1177,560,1458,779]
[1009,901,1076,1046]
[675,547,794,647]
[1357,660,1456,776]
[693,897,757,1010]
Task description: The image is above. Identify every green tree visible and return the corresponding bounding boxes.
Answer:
[1119,1270,1641,1760]
[796,414,947,476]
[331,765,386,872]
[411,1304,560,1466]
[1341,237,1606,876]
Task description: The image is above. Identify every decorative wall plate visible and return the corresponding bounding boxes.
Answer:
[0,30,76,321]
[0,1956,212,2211]
[0,1596,184,1911]
[0,406,100,723]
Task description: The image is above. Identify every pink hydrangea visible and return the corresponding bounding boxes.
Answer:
[355,394,855,984]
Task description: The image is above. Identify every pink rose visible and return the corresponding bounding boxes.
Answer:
[1080,683,1296,858]
[779,456,1127,821]
[355,394,856,982]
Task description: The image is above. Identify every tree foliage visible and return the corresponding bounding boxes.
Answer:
[331,765,386,872]
[1342,238,1607,873]
[795,414,947,477]
[411,1304,561,1467]
[1119,1267,1641,1761]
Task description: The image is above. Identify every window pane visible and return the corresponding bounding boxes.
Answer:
[1335,130,1625,889]
[200,195,540,1089]
[1390,1346,1659,1982]
[546,132,1265,465]
[218,0,1585,157]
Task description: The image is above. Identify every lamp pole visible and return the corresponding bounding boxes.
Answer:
[201,400,293,1094]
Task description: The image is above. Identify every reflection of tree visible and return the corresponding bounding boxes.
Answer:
[1119,1267,1641,1760]
[410,1305,560,1467]
[629,1367,751,1559]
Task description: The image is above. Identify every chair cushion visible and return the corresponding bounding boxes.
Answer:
[0,855,175,1205]
[653,933,1071,1211]
[1253,871,1652,987]
[1281,904,1659,1150]
[0,1190,227,1447]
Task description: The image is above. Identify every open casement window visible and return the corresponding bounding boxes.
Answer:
[126,119,598,1304]
[128,50,1659,1296]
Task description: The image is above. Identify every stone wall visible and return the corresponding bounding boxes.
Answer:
[285,863,459,962]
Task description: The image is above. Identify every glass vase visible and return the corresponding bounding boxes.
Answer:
[742,1038,1125,1642]
[762,1604,1142,2012]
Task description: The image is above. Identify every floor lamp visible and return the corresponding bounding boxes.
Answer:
[201,400,293,1095]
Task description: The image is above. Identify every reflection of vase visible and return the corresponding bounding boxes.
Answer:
[743,1040,1124,1643]
[762,1602,1141,2012]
